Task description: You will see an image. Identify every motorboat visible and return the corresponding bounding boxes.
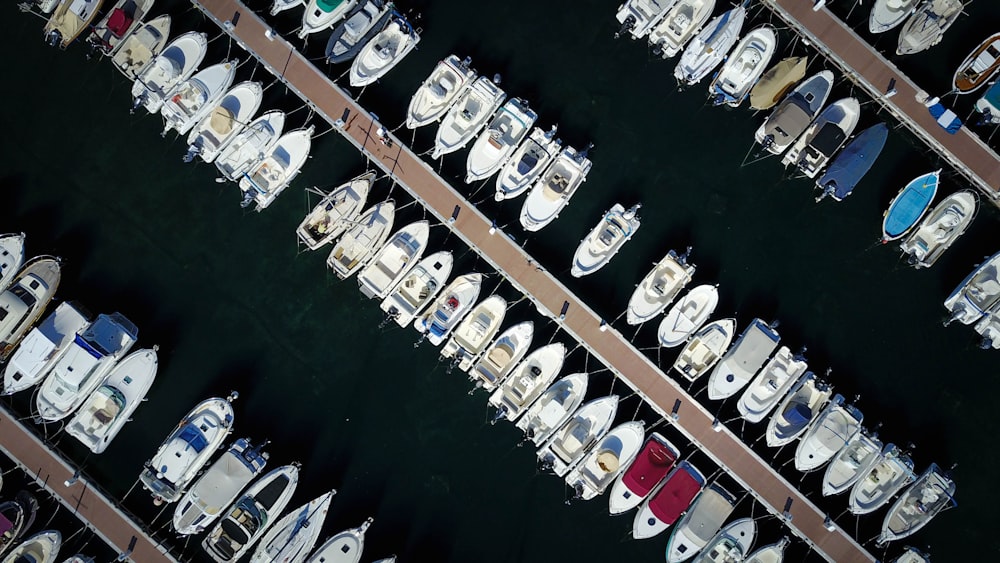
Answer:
[672,318,736,382]
[488,343,567,422]
[111,14,171,79]
[306,518,373,563]
[64,348,158,454]
[571,203,642,278]
[299,0,358,38]
[693,518,756,563]
[708,25,778,107]
[648,0,716,59]
[216,111,286,182]
[765,372,832,447]
[794,394,863,472]
[900,189,977,268]
[754,70,834,155]
[0,499,27,555]
[565,421,645,501]
[977,79,1000,120]
[706,318,780,401]
[881,170,939,242]
[379,251,454,327]
[815,123,889,202]
[519,145,593,231]
[0,257,63,363]
[42,0,104,49]
[673,6,746,87]
[748,56,807,111]
[173,438,269,536]
[892,547,932,563]
[869,0,919,33]
[514,372,589,448]
[250,491,334,563]
[664,483,735,557]
[35,312,139,423]
[953,33,1000,94]
[2,530,60,563]
[736,346,808,424]
[745,537,789,563]
[849,444,915,515]
[326,200,396,280]
[494,126,561,201]
[879,464,956,543]
[413,273,483,346]
[896,0,963,55]
[139,395,236,503]
[615,0,677,40]
[468,321,534,390]
[657,285,719,348]
[86,0,154,57]
[405,55,476,129]
[632,461,705,540]
[627,248,695,326]
[974,305,1000,349]
[325,1,393,64]
[348,13,420,87]
[185,82,265,164]
[440,295,507,371]
[161,60,238,136]
[782,97,861,178]
[357,221,430,300]
[465,98,538,183]
[0,233,25,293]
[2,301,88,397]
[432,76,506,159]
[608,433,680,515]
[239,127,315,211]
[29,0,61,13]
[270,0,303,16]
[131,31,208,114]
[944,250,1000,325]
[202,464,300,563]
[536,395,619,477]
[297,173,374,250]
[821,428,883,496]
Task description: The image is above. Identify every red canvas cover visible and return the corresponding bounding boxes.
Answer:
[648,465,703,525]
[107,9,133,38]
[621,437,677,497]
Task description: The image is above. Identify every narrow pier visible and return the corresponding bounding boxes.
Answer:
[190,1,876,560]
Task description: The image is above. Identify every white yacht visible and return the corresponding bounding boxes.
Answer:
[111,14,171,79]
[519,145,593,231]
[664,483,737,558]
[161,60,238,136]
[896,0,963,56]
[648,0,716,59]
[608,433,681,515]
[64,348,158,454]
[42,0,103,49]
[900,190,977,269]
[488,342,567,422]
[3,530,60,563]
[794,395,863,472]
[879,464,956,544]
[565,421,645,501]
[131,31,208,114]
[468,321,534,390]
[755,70,834,155]
[465,98,538,183]
[672,318,736,382]
[405,55,476,129]
[306,518,372,563]
[0,257,62,363]
[706,318,780,401]
[571,204,641,278]
[736,346,808,423]
[239,126,315,211]
[0,233,25,293]
[296,172,374,250]
[440,295,507,370]
[657,285,719,347]
[615,0,677,40]
[943,250,1000,325]
[494,126,561,201]
[693,518,756,563]
[708,25,778,107]
[250,491,334,563]
[869,0,919,34]
[782,98,861,178]
[325,1,395,64]
[216,111,286,182]
[745,537,789,563]
[185,82,265,164]
[139,395,236,503]
[765,372,832,447]
[348,13,420,87]
[298,0,358,38]
[432,76,506,159]
[413,273,483,346]
[357,221,430,299]
[380,251,453,327]
[173,438,269,536]
[515,372,589,446]
[536,395,619,477]
[86,0,154,58]
[849,444,915,515]
[2,301,89,397]
[674,6,746,87]
[326,200,396,280]
[822,429,883,497]
[627,249,695,326]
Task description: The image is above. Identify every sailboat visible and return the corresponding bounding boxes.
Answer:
[250,491,334,563]
[413,273,483,346]
[849,444,915,514]
[878,464,956,543]
[536,395,620,477]
[379,251,454,327]
[664,483,735,557]
[748,56,807,111]
[488,343,567,422]
[900,190,977,268]
[42,0,104,49]
[297,173,374,250]
[86,0,154,58]
[494,126,561,202]
[131,31,208,114]
[185,82,265,164]
[299,0,358,38]
[672,318,736,382]
[674,5,746,87]
[468,321,534,390]
[570,204,642,277]
[465,98,538,184]
[793,394,863,472]
[160,60,238,136]
[648,0,717,60]
[348,13,420,87]
[216,111,286,182]
[565,421,645,501]
[781,97,861,178]
[881,170,939,242]
[0,257,63,363]
[519,145,593,231]
[0,233,25,294]
[627,248,695,326]
[357,221,430,300]
[896,0,963,55]
[2,301,90,396]
[944,250,1000,326]
[765,372,833,447]
[693,518,756,563]
[405,55,476,130]
[736,346,808,424]
[869,0,919,34]
[608,433,680,515]
[111,14,171,80]
[515,372,589,446]
[325,1,393,64]
[754,71,834,155]
[822,429,883,496]
[815,123,889,202]
[239,127,315,211]
[632,461,705,540]
[706,318,780,401]
[440,295,507,371]
[325,200,396,280]
[306,518,373,563]
[657,285,719,348]
[615,0,677,40]
[707,25,778,108]
[953,33,1000,94]
[432,76,506,159]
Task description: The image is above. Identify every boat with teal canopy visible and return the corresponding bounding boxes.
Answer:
[881,170,939,242]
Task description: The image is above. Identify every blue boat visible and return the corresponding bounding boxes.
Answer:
[815,123,888,202]
[881,171,939,242]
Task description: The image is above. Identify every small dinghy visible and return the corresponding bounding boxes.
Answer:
[87,0,154,58]
[131,31,208,114]
[185,82,265,164]
[215,111,286,182]
[571,204,642,278]
[794,394,863,473]
[440,295,507,371]
[648,0,717,60]
[296,172,374,250]
[565,421,645,501]
[515,372,589,447]
[348,13,420,87]
[326,200,396,280]
[849,444,915,515]
[2,301,89,397]
[0,233,25,294]
[765,372,832,447]
[868,0,919,34]
[632,461,706,541]
[782,97,861,178]
[160,60,238,136]
[380,251,454,327]
[608,433,680,515]
[822,428,883,497]
[749,56,807,111]
[736,346,808,424]
[896,0,963,55]
[494,126,561,201]
[250,491,334,563]
[0,257,62,362]
[900,189,977,269]
[815,123,889,202]
[357,221,430,300]
[405,55,476,129]
[674,6,746,87]
[306,518,373,563]
[628,248,695,326]
[953,33,1000,94]
[3,530,61,563]
[468,321,534,390]
[707,25,778,108]
[693,518,756,563]
[944,250,1000,326]
[465,98,538,184]
[42,0,104,49]
[672,318,735,381]
[413,273,483,346]
[536,395,619,477]
[111,14,171,80]
[663,482,735,556]
[488,342,567,423]
[881,170,939,243]
[755,70,834,156]
[657,284,719,348]
[878,463,956,544]
[432,76,506,159]
[239,127,315,211]
[324,1,392,64]
[519,145,593,232]
[706,318,780,401]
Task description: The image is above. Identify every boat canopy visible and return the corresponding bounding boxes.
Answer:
[786,404,811,426]
[809,123,847,157]
[179,425,210,453]
[107,9,134,38]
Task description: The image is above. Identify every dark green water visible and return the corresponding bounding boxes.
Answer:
[2,0,1000,561]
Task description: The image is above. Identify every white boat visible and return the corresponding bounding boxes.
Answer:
[794,394,863,472]
[869,0,919,34]
[185,82,265,164]
[326,200,396,280]
[0,257,62,363]
[628,249,695,326]
[515,372,589,446]
[657,285,719,347]
[706,318,780,401]
[2,301,89,396]
[565,421,645,501]
[0,233,25,294]
[357,221,430,299]
[494,126,561,201]
[849,444,915,514]
[64,348,158,454]
[782,97,861,178]
[432,76,506,159]
[405,55,476,129]
[111,14,171,80]
[974,305,1000,349]
[2,530,60,563]
[878,464,956,544]
[632,461,705,539]
[664,483,737,558]
[648,0,716,59]
[173,438,269,536]
[536,395,619,477]
[900,190,977,269]
[608,433,681,515]
[139,395,236,503]
[325,1,395,64]
[42,0,103,49]
[270,0,303,16]
[379,251,453,327]
[306,518,372,563]
[821,428,883,496]
[765,371,832,448]
[32,0,61,14]
[239,127,315,211]
[943,250,1000,326]
[202,464,300,563]
[892,547,931,563]
[707,25,778,107]
[672,318,735,382]
[216,111,286,182]
[413,273,483,346]
[299,0,358,38]
[297,173,373,250]
[736,346,808,423]
[250,491,334,563]
[161,60,238,136]
[468,321,534,390]
[745,537,789,563]
[571,203,642,278]
[754,70,835,155]
[896,0,963,55]
[953,33,1000,94]
[86,0,154,57]
[465,98,538,183]
[440,295,507,370]
[615,0,677,40]
[348,13,420,87]
[131,31,208,114]
[488,342,567,422]
[673,6,746,87]
[693,518,756,563]
[35,312,139,423]
[519,145,593,232]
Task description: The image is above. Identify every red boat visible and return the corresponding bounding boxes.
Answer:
[632,461,706,539]
[608,432,679,515]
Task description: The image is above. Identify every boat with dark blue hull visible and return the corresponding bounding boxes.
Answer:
[815,123,889,202]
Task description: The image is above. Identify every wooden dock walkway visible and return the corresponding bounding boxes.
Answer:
[190,1,876,560]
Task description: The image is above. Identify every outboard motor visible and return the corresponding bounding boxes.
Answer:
[182,141,203,163]
[130,92,147,114]
[239,190,255,209]
[710,93,727,107]
[490,406,508,425]
[45,30,62,48]
[979,336,992,350]
[761,134,775,150]
[614,15,636,39]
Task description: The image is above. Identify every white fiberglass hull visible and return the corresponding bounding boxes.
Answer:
[488,342,567,422]
[673,7,746,86]
[793,396,863,472]
[519,146,593,232]
[657,284,718,347]
[161,60,238,136]
[564,421,645,501]
[2,300,88,396]
[900,189,977,269]
[627,249,695,326]
[358,221,430,300]
[413,273,483,346]
[465,98,538,183]
[380,251,454,327]
[131,32,208,114]
[536,395,619,477]
[250,491,334,563]
[186,81,265,164]
[468,321,534,389]
[326,200,396,280]
[348,15,420,87]
[239,127,315,211]
[672,318,735,381]
[405,55,476,129]
[765,373,832,447]
[494,126,561,201]
[216,111,287,182]
[432,77,506,159]
[439,295,507,370]
[736,345,808,423]
[648,0,716,59]
[297,172,374,250]
[515,372,589,447]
